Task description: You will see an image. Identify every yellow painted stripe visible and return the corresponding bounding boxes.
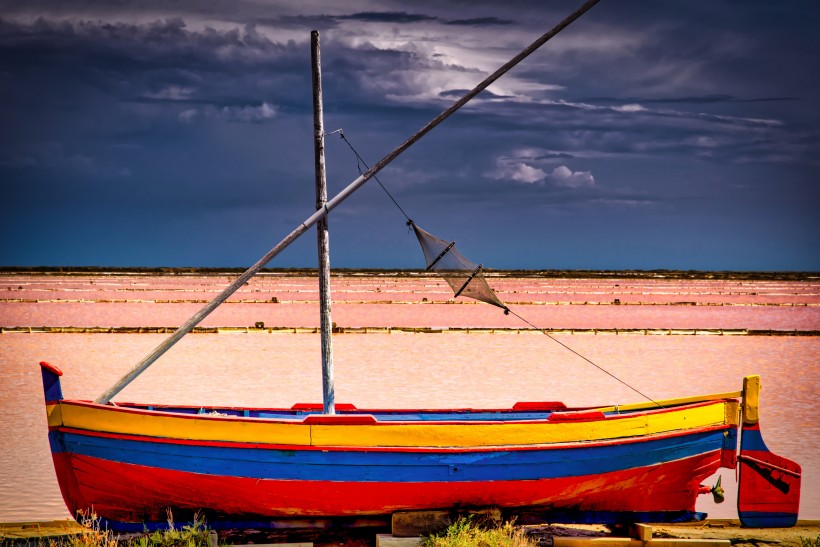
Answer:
[310,401,737,447]
[54,403,312,445]
[49,399,737,448]
[742,375,760,425]
[593,391,742,413]
[45,403,62,425]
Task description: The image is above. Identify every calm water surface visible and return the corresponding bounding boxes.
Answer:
[1,275,818,522]
[1,333,818,522]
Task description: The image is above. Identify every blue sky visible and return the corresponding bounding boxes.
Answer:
[1,0,818,270]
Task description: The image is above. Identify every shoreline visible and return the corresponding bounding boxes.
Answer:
[1,266,818,281]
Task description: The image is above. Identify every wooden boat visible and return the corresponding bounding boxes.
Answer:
[39,3,801,533]
[41,365,801,531]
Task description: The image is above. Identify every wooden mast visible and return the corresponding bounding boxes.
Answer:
[311,30,335,415]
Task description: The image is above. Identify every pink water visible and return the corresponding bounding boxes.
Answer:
[2,275,818,331]
[1,274,818,523]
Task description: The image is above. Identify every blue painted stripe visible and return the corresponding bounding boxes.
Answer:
[41,367,63,402]
[738,511,798,528]
[118,406,561,421]
[52,428,726,483]
[723,427,738,451]
[740,427,769,452]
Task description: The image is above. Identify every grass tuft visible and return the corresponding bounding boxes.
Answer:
[3,511,222,547]
[58,511,118,547]
[421,516,536,547]
[800,535,820,547]
[131,511,214,547]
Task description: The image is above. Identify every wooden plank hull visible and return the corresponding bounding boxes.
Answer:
[41,362,744,531]
[48,429,732,519]
[51,450,725,528]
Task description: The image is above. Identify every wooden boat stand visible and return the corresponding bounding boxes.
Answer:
[551,524,730,547]
[376,511,733,547]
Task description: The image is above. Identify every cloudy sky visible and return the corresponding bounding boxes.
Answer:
[1,0,818,270]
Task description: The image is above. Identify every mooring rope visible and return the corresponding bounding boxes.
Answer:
[335,131,661,407]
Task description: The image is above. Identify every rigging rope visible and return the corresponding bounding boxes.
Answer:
[505,308,662,407]
[334,131,661,407]
[337,130,413,223]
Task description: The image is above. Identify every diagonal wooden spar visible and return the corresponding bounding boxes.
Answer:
[95,0,603,404]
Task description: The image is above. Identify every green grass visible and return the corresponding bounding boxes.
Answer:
[800,534,820,547]
[126,513,215,547]
[7,511,223,547]
[421,517,536,547]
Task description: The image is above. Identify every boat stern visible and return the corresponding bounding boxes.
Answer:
[737,375,802,528]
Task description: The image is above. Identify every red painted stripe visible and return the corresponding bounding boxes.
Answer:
[301,414,377,425]
[291,403,358,411]
[52,423,733,453]
[513,401,567,411]
[737,449,802,515]
[52,450,724,524]
[40,361,63,376]
[548,410,606,422]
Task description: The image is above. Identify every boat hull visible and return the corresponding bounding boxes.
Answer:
[41,362,746,531]
[49,428,733,522]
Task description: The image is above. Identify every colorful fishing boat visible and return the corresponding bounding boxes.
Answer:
[41,365,800,531]
[39,2,801,533]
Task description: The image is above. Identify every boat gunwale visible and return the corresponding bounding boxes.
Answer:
[46,389,743,422]
[47,396,739,426]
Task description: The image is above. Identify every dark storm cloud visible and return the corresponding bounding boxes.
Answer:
[580,95,799,105]
[0,17,306,111]
[445,17,514,26]
[426,95,805,172]
[0,0,818,269]
[0,15,318,254]
[342,12,436,24]
[439,89,513,100]
[253,12,514,30]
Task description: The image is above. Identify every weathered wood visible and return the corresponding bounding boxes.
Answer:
[555,539,639,547]
[742,375,760,425]
[391,508,501,537]
[311,30,335,415]
[554,539,731,547]
[633,523,653,542]
[639,541,731,547]
[0,520,87,539]
[376,534,422,547]
[231,544,312,547]
[391,511,451,537]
